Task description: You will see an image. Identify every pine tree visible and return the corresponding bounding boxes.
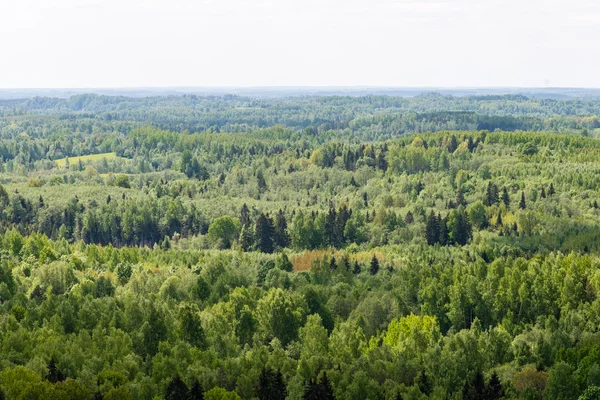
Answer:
[448,135,458,152]
[240,204,251,226]
[448,206,472,246]
[160,235,171,250]
[30,285,44,301]
[39,195,45,207]
[485,372,504,400]
[341,255,350,272]
[549,182,555,196]
[439,214,449,246]
[425,211,440,245]
[240,223,255,251]
[256,368,287,400]
[456,189,466,207]
[462,371,486,400]
[275,252,294,272]
[415,181,424,194]
[496,211,503,227]
[273,209,290,248]
[540,187,546,198]
[417,371,432,396]
[303,378,319,400]
[334,205,350,247]
[319,373,335,400]
[376,151,388,171]
[329,256,337,271]
[369,255,380,275]
[189,380,204,400]
[165,375,189,400]
[485,182,499,206]
[325,207,337,247]
[405,211,414,224]
[519,192,527,209]
[46,358,66,383]
[352,261,361,274]
[501,187,510,207]
[257,170,267,191]
[255,213,275,253]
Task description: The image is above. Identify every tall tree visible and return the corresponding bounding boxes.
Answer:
[370,255,380,275]
[462,371,486,400]
[165,376,189,400]
[485,372,504,400]
[448,206,472,246]
[273,209,290,248]
[502,187,510,207]
[240,203,251,226]
[439,214,449,246]
[425,210,440,245]
[255,213,275,254]
[45,358,66,383]
[255,368,287,400]
[519,191,527,209]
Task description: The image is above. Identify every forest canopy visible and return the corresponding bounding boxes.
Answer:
[1,93,600,399]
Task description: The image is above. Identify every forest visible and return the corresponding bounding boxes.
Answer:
[1,93,600,399]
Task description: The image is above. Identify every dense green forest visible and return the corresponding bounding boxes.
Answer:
[2,93,600,399]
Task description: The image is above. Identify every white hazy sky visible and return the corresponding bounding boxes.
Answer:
[1,0,599,88]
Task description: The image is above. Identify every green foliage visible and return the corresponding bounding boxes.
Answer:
[208,216,241,249]
[204,387,241,400]
[2,94,600,399]
[114,175,131,188]
[468,201,489,230]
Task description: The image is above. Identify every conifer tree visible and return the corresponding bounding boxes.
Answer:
[273,209,290,248]
[45,358,66,383]
[456,189,466,207]
[485,372,504,400]
[425,210,440,245]
[485,182,499,206]
[462,371,486,400]
[240,203,251,226]
[165,375,189,400]
[325,207,337,247]
[502,187,510,207]
[448,206,472,246]
[240,223,255,251]
[439,214,449,246]
[417,371,432,396]
[256,368,287,400]
[352,261,361,274]
[519,192,527,209]
[329,256,337,271]
[370,255,380,275]
[255,213,275,253]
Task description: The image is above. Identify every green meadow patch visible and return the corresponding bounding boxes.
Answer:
[55,152,117,168]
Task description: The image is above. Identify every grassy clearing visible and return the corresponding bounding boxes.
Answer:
[55,152,117,168]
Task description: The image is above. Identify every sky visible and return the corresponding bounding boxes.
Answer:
[0,0,599,88]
